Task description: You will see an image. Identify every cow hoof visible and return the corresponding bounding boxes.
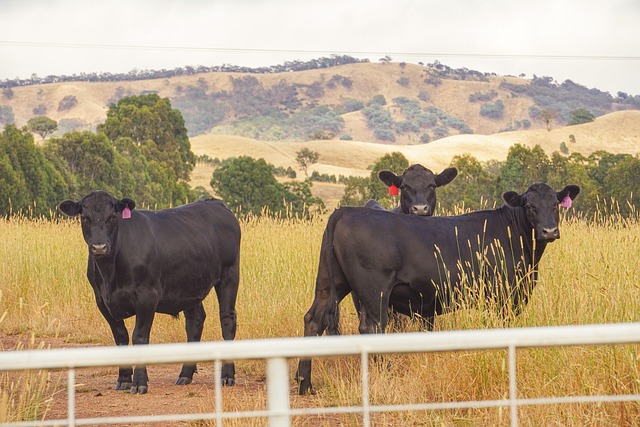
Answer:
[298,385,315,396]
[222,377,235,387]
[176,377,192,385]
[130,385,148,395]
[115,381,133,391]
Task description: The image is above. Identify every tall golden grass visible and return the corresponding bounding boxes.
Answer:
[1,206,640,425]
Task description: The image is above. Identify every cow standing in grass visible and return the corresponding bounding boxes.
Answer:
[297,183,579,394]
[361,164,458,322]
[364,164,458,216]
[59,190,241,394]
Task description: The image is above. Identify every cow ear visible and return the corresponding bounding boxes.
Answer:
[58,200,81,217]
[435,167,458,187]
[556,185,580,202]
[116,197,136,213]
[503,191,524,207]
[378,170,401,188]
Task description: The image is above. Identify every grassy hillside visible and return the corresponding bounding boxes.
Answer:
[190,110,640,208]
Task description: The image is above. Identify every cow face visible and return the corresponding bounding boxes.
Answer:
[378,164,458,216]
[503,183,580,242]
[59,191,136,257]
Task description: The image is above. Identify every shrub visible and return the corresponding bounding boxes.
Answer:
[397,77,410,87]
[32,104,47,115]
[480,100,505,119]
[374,128,396,142]
[342,99,364,113]
[417,91,430,102]
[57,95,78,111]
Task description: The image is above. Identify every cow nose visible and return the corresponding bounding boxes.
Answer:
[91,243,108,255]
[541,227,559,240]
[412,204,430,216]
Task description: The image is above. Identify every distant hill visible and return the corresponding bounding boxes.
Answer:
[2,60,639,143]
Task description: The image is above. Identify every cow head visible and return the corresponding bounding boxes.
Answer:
[503,183,580,242]
[58,191,136,257]
[378,164,458,216]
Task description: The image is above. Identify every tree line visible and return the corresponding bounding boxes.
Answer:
[340,147,640,217]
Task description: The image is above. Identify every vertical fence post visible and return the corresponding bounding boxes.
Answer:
[214,359,223,427]
[267,357,290,427]
[361,350,370,427]
[67,368,76,427]
[509,344,518,427]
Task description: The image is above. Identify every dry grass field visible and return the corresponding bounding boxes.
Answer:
[2,206,640,425]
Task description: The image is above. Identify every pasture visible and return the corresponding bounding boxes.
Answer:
[2,207,640,425]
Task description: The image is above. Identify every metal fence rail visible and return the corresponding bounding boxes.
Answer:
[2,323,640,427]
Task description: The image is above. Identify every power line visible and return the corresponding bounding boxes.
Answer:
[1,40,639,62]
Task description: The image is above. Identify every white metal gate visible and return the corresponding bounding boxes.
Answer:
[2,322,640,426]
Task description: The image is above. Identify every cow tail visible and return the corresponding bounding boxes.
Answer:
[324,209,343,336]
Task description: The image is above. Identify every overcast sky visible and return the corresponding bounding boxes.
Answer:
[2,0,640,95]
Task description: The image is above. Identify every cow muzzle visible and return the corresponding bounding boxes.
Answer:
[539,227,559,241]
[411,204,431,216]
[90,243,109,256]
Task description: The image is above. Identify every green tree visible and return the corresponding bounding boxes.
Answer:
[339,176,371,207]
[0,125,70,216]
[568,108,595,125]
[45,131,135,199]
[98,94,195,182]
[603,155,640,215]
[538,109,558,131]
[438,154,497,211]
[211,156,322,218]
[295,148,320,177]
[26,116,58,140]
[497,144,550,195]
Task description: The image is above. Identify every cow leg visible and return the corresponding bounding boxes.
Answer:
[214,265,239,386]
[176,302,206,385]
[296,280,350,395]
[296,293,331,395]
[130,305,156,395]
[95,298,132,390]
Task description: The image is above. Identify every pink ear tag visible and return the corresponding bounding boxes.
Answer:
[560,194,572,208]
[122,207,131,219]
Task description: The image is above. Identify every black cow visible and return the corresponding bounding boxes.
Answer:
[59,190,241,394]
[297,183,579,394]
[363,164,458,216]
[361,164,457,321]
